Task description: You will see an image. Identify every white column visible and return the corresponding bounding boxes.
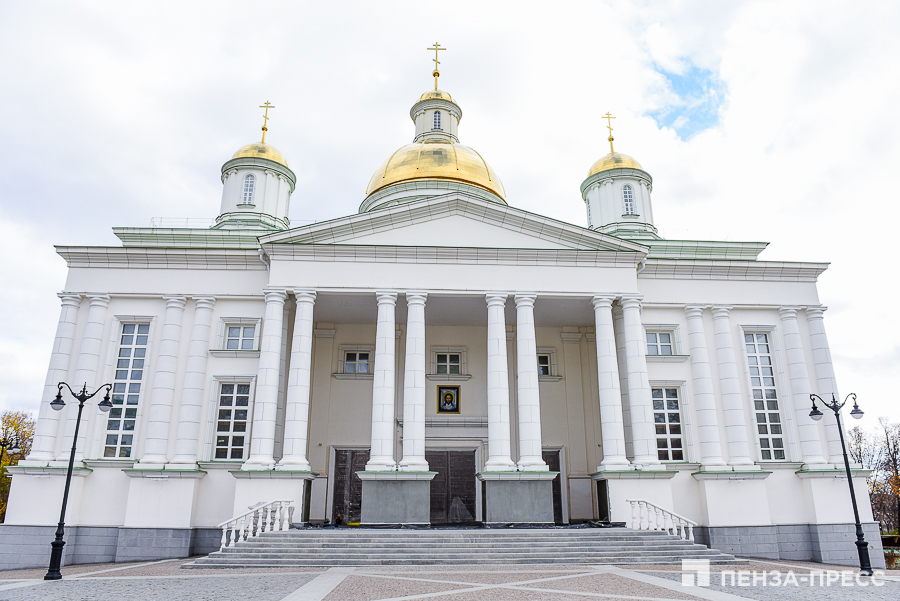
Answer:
[514,294,548,471]
[279,290,316,470]
[779,306,826,465]
[366,292,399,470]
[710,306,754,465]
[28,294,82,463]
[171,296,216,465]
[484,293,516,470]
[139,296,187,464]
[806,306,843,462]
[399,292,428,471]
[244,289,287,469]
[619,295,658,465]
[591,296,629,468]
[57,294,110,462]
[684,306,726,466]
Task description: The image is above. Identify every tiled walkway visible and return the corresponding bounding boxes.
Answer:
[0,559,897,600]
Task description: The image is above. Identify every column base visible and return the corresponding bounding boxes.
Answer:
[122,469,206,529]
[358,472,436,525]
[476,472,558,524]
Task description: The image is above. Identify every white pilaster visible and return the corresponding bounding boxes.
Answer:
[27,294,82,463]
[278,290,317,470]
[243,289,287,469]
[484,293,516,471]
[57,294,110,462]
[514,294,548,471]
[710,306,754,465]
[805,306,843,462]
[366,292,399,471]
[399,292,428,471]
[170,296,216,465]
[684,306,726,466]
[139,296,187,464]
[779,306,826,465]
[620,295,659,466]
[591,296,629,469]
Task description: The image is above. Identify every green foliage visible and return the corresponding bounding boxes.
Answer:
[0,410,35,522]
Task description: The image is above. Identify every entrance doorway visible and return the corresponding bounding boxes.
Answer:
[542,449,564,524]
[331,449,369,524]
[425,450,477,524]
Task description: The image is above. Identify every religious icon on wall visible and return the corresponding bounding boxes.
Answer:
[437,386,460,413]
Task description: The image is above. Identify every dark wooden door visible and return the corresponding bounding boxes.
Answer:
[425,450,477,524]
[331,449,369,524]
[542,449,564,524]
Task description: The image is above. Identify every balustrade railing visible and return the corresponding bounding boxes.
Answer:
[218,499,294,550]
[625,498,696,541]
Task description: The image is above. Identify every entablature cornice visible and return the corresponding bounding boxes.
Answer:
[56,246,268,270]
[638,258,829,282]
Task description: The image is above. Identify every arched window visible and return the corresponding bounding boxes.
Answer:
[433,110,442,130]
[242,174,255,204]
[623,184,634,215]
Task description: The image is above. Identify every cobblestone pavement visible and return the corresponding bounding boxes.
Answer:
[0,558,897,600]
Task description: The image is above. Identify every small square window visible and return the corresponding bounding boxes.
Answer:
[344,352,370,374]
[226,325,255,350]
[646,332,674,356]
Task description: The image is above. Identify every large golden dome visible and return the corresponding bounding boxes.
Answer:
[587,152,642,177]
[366,142,505,199]
[232,142,288,168]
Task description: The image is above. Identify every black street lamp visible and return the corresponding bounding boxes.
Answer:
[0,432,22,477]
[809,392,873,576]
[43,382,112,581]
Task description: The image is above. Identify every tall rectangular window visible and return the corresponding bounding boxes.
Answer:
[215,383,251,459]
[105,323,149,458]
[653,387,683,461]
[745,333,785,460]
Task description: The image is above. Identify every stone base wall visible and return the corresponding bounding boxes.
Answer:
[695,522,886,569]
[0,525,222,571]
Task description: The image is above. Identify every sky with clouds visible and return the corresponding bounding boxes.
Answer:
[0,1,898,430]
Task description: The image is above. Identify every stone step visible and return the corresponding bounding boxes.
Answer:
[216,543,710,553]
[187,555,739,567]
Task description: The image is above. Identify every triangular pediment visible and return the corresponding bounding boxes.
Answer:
[261,193,648,253]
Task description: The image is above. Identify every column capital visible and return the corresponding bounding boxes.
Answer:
[778,305,802,319]
[57,293,82,307]
[591,295,615,309]
[560,332,582,344]
[163,295,188,309]
[293,289,317,304]
[619,294,643,310]
[405,291,428,305]
[485,292,508,307]
[514,293,537,308]
[375,291,399,305]
[193,296,217,310]
[86,294,111,308]
[805,305,827,320]
[684,305,708,318]
[263,289,288,303]
[710,305,733,319]
[314,329,336,339]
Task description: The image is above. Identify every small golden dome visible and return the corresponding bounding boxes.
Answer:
[232,143,289,168]
[418,89,454,103]
[366,142,505,199]
[587,152,643,177]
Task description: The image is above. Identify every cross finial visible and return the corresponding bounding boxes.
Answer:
[427,42,446,90]
[259,101,275,143]
[603,112,616,154]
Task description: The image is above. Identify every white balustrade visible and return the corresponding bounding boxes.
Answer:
[625,499,696,541]
[217,500,295,550]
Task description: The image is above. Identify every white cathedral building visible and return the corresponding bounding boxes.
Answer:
[1,70,884,569]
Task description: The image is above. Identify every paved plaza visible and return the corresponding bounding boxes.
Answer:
[0,558,897,601]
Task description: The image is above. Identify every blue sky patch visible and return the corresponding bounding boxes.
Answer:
[647,64,726,140]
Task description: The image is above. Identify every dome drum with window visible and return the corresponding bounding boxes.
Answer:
[580,151,658,239]
[216,142,297,231]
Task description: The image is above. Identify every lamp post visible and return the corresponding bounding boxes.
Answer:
[43,382,112,581]
[0,432,22,477]
[809,392,873,576]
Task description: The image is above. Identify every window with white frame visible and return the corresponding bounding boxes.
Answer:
[215,382,251,459]
[344,350,370,374]
[226,325,256,350]
[623,184,635,215]
[653,386,684,461]
[745,332,785,460]
[105,323,149,458]
[433,110,442,129]
[241,174,255,204]
[430,346,468,376]
[646,331,674,356]
[436,352,461,375]
[537,354,551,375]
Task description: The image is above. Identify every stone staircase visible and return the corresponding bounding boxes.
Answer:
[185,528,741,567]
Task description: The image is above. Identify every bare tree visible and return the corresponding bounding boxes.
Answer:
[880,418,900,534]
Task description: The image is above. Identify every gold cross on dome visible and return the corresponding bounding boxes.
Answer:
[603,112,615,154]
[259,101,275,143]
[427,42,446,89]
